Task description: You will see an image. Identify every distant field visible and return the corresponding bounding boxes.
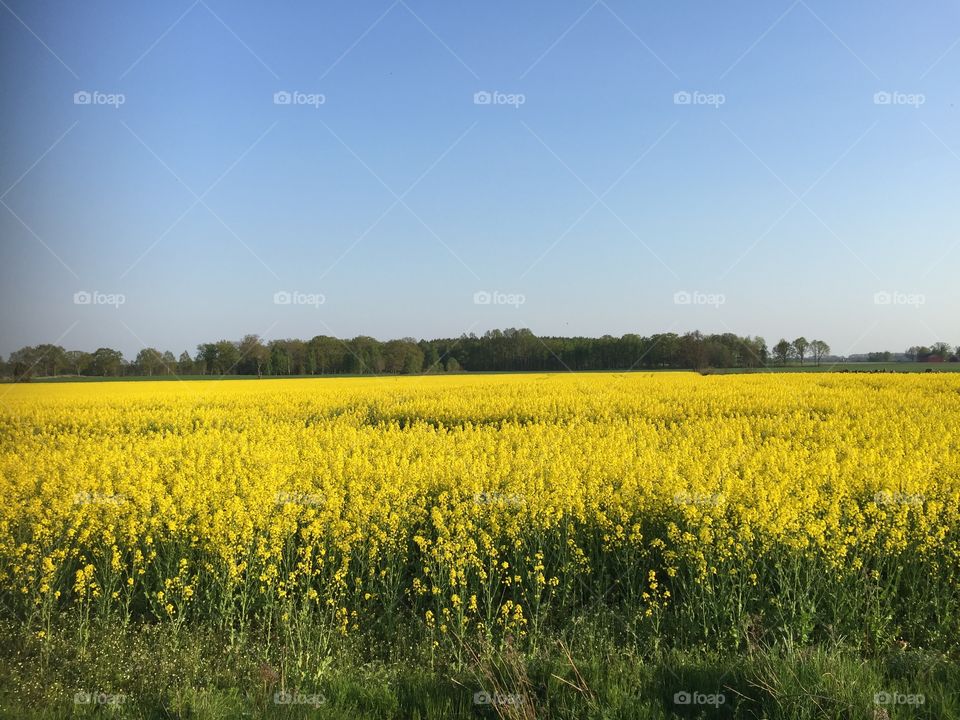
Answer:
[708,361,960,374]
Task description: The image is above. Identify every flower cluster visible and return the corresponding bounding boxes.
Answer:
[3,373,959,648]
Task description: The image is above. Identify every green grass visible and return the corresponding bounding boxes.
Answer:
[705,362,960,374]
[2,618,957,719]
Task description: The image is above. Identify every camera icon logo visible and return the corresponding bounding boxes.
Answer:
[473,91,492,105]
[273,290,292,305]
[673,91,692,105]
[274,91,292,105]
[73,691,92,704]
[473,290,492,305]
[473,691,492,705]
[673,290,691,305]
[73,290,92,305]
[73,90,92,105]
[673,691,692,704]
[873,91,891,105]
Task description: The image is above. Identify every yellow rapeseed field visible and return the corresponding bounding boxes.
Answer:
[3,372,960,648]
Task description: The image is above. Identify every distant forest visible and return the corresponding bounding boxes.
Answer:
[3,330,957,379]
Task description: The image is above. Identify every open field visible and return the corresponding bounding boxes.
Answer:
[707,362,960,374]
[3,373,960,718]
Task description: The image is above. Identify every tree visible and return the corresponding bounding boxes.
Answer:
[196,344,217,374]
[346,336,384,374]
[177,351,195,375]
[8,344,69,378]
[214,340,240,374]
[679,331,708,369]
[742,336,768,367]
[810,340,830,366]
[931,342,952,360]
[161,351,176,375]
[90,348,124,376]
[383,339,424,374]
[32,344,67,376]
[792,337,809,366]
[308,336,346,375]
[14,328,944,376]
[135,348,165,376]
[773,339,794,366]
[284,339,307,374]
[238,335,269,377]
[9,346,40,381]
[419,340,440,372]
[64,350,91,375]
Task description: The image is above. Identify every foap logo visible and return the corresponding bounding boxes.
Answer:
[275,490,324,506]
[874,691,925,706]
[74,290,126,308]
[673,290,725,308]
[74,690,127,706]
[273,90,326,108]
[473,290,525,308]
[673,690,726,708]
[273,290,325,307]
[473,690,528,706]
[874,490,924,507]
[873,291,925,308]
[673,90,725,107]
[873,91,925,108]
[73,491,128,506]
[273,690,326,707]
[73,90,125,108]
[473,491,524,507]
[673,492,724,507]
[473,90,526,108]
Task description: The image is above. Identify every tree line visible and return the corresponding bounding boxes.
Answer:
[1,330,954,380]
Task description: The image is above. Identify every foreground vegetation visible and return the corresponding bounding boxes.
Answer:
[3,617,957,719]
[3,373,959,717]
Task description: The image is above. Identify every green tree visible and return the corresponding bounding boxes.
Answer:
[32,344,67,376]
[177,351,195,375]
[238,335,269,377]
[90,348,124,376]
[810,340,830,366]
[64,350,91,375]
[9,346,39,381]
[792,337,809,365]
[196,344,217,374]
[419,340,440,372]
[160,351,176,375]
[773,339,794,366]
[135,348,165,376]
[931,342,952,360]
[308,336,346,375]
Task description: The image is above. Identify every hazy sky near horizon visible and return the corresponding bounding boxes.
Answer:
[1,1,958,359]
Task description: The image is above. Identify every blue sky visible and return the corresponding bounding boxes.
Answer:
[1,0,958,358]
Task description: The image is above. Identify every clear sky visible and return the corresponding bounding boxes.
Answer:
[1,1,957,359]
